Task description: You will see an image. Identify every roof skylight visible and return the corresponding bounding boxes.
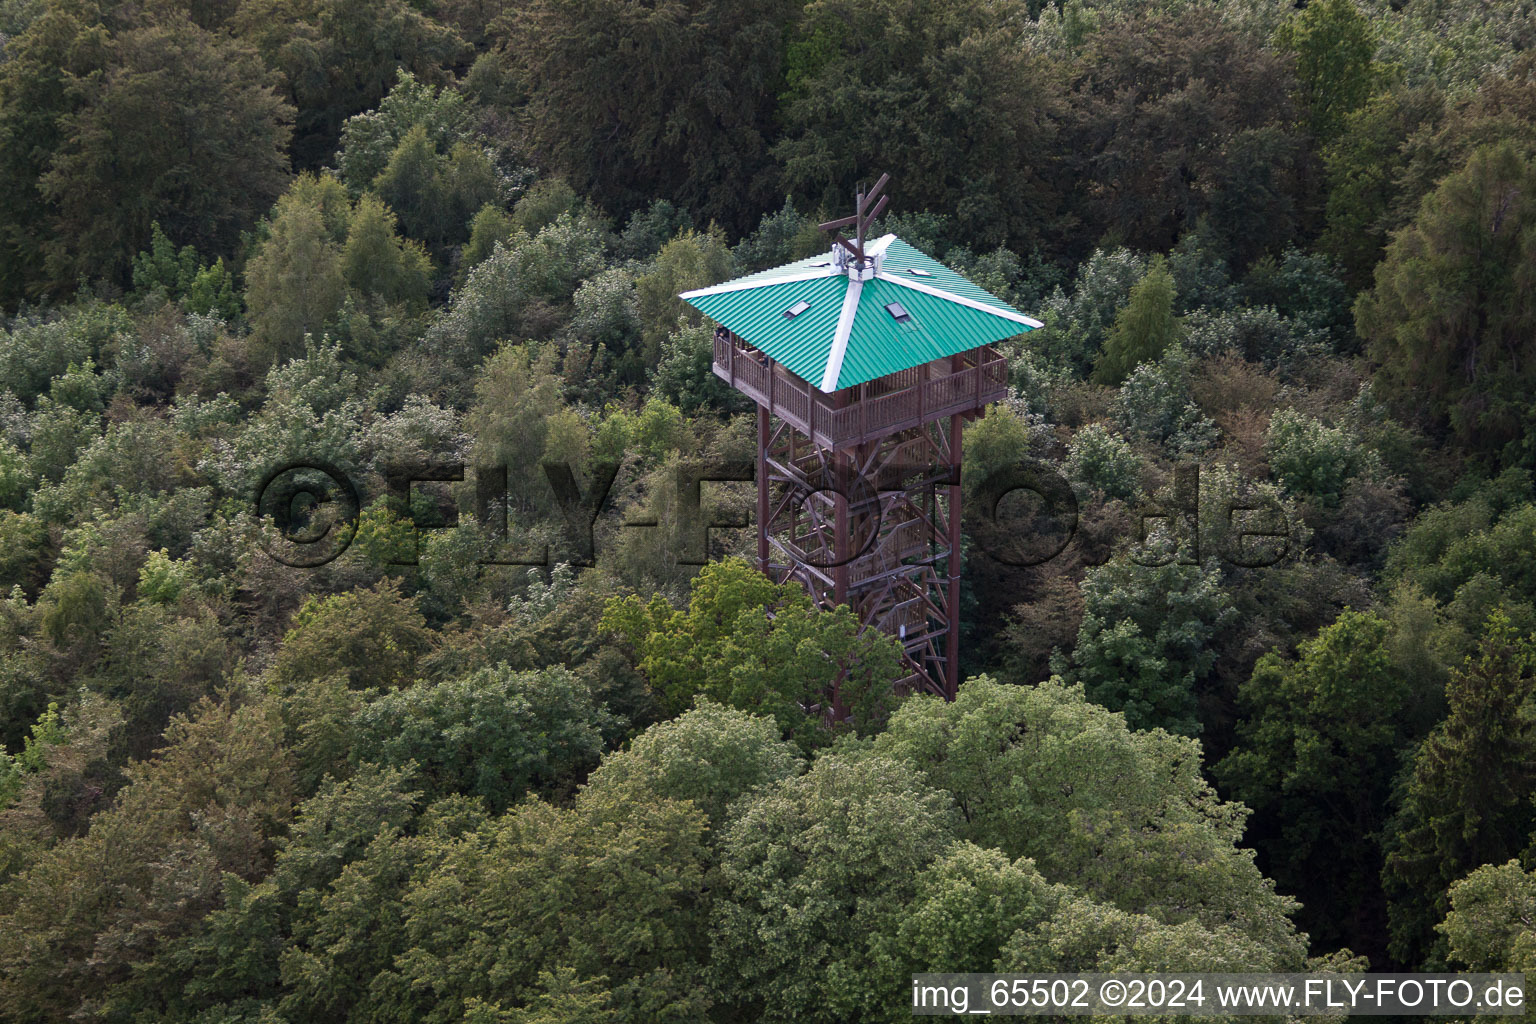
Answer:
[905,267,932,276]
[783,300,811,319]
[885,301,912,323]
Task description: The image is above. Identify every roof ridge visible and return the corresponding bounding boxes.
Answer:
[677,233,1039,393]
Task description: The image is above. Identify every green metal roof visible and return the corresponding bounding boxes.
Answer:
[679,234,1041,393]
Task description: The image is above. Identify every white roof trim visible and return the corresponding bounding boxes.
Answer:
[874,272,1044,328]
[679,266,837,300]
[821,277,862,392]
[865,233,897,257]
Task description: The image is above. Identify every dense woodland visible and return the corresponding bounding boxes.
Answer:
[1,0,1536,1019]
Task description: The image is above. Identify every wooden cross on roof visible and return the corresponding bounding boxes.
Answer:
[817,172,890,262]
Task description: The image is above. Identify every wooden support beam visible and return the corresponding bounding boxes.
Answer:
[757,405,769,574]
[946,413,963,701]
[830,233,863,259]
[858,173,890,214]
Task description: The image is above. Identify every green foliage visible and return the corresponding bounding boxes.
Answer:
[896,841,1063,976]
[131,221,203,299]
[253,0,468,171]
[336,71,471,195]
[500,0,796,230]
[591,398,687,471]
[7,0,1536,1000]
[962,402,1046,500]
[0,511,50,594]
[183,259,241,320]
[875,677,1306,960]
[602,557,902,743]
[616,199,692,262]
[1265,407,1376,506]
[374,124,501,249]
[1383,614,1536,967]
[46,357,105,413]
[1093,256,1179,385]
[1165,223,1235,313]
[0,303,131,405]
[564,267,642,386]
[38,568,110,651]
[652,321,746,415]
[710,752,958,1021]
[1357,142,1536,469]
[428,214,607,369]
[730,197,825,273]
[127,226,241,320]
[9,17,293,293]
[0,437,34,510]
[341,194,431,308]
[25,396,100,487]
[509,177,583,236]
[636,227,731,371]
[136,548,194,605]
[245,178,349,363]
[350,665,615,812]
[115,763,451,1022]
[464,343,567,512]
[0,691,121,880]
[947,243,1063,312]
[1180,304,1324,365]
[1065,9,1301,258]
[1439,860,1536,976]
[1274,0,1379,146]
[1217,609,1445,958]
[460,203,516,281]
[1384,499,1536,646]
[1320,83,1446,287]
[0,701,65,806]
[580,699,803,827]
[0,696,295,1022]
[1241,247,1356,350]
[1112,345,1217,454]
[1029,247,1146,373]
[775,0,1062,250]
[1062,423,1142,502]
[1063,557,1236,735]
[465,969,620,1024]
[0,2,107,304]
[393,790,713,1023]
[271,579,433,692]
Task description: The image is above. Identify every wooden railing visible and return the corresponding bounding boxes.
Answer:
[713,332,1008,449]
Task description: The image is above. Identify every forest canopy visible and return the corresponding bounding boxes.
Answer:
[2,0,1536,1019]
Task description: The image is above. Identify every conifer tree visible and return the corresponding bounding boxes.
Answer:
[341,194,431,308]
[1093,255,1179,384]
[1357,142,1536,468]
[1383,613,1536,967]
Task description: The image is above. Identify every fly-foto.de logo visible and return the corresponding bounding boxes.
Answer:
[253,459,1294,571]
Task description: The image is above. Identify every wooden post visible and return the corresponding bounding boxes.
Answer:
[757,405,770,574]
[834,450,849,609]
[946,413,963,700]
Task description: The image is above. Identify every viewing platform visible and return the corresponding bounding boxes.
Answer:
[712,330,1009,450]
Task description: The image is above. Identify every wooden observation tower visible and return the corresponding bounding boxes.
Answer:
[680,176,1041,702]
